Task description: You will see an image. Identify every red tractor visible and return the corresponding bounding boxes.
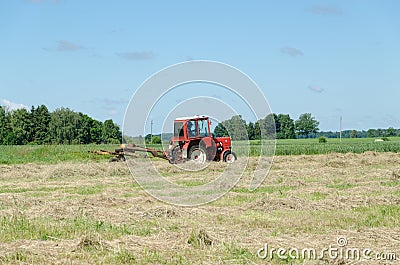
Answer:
[92,115,236,164]
[168,115,237,164]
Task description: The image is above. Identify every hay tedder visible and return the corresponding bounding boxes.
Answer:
[89,144,168,162]
[91,115,237,164]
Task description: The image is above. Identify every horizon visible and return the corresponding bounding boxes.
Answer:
[1,103,398,136]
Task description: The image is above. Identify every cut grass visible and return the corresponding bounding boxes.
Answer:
[380,180,400,187]
[0,214,158,243]
[0,153,400,264]
[354,204,400,228]
[0,185,105,196]
[0,144,120,164]
[175,180,206,187]
[68,184,105,195]
[303,191,328,201]
[326,182,356,190]
[231,185,296,195]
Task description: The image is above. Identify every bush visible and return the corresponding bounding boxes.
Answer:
[318,137,327,143]
[152,136,162,144]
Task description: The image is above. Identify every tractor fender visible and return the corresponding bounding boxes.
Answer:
[199,136,215,148]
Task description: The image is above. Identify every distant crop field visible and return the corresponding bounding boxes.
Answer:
[232,137,400,157]
[1,137,400,165]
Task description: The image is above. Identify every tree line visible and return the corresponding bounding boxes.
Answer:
[214,113,400,140]
[214,113,320,140]
[0,105,121,145]
[316,128,400,139]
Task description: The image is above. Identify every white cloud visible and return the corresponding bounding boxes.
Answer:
[26,0,61,4]
[308,85,324,93]
[57,40,84,51]
[281,47,304,57]
[107,109,119,116]
[116,51,154,60]
[1,99,28,111]
[306,6,342,16]
[101,98,129,105]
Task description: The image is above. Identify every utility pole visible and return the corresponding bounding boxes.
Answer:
[340,116,342,143]
[150,120,153,143]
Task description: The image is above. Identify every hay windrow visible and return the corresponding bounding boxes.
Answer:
[0,152,399,264]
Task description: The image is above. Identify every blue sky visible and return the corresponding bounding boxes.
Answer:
[1,0,399,134]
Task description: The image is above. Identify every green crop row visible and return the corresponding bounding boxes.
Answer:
[232,138,400,156]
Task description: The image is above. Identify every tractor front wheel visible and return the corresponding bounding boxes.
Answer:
[188,146,207,163]
[223,151,237,163]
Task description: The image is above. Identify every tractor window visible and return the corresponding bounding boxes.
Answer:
[187,120,198,138]
[174,122,184,138]
[198,119,209,137]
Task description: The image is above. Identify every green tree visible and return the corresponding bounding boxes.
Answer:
[350,130,358,138]
[0,107,14,145]
[145,133,152,143]
[367,129,378,138]
[220,115,248,140]
[385,127,398,137]
[102,119,121,144]
[48,108,81,144]
[11,108,31,145]
[151,136,162,144]
[295,113,320,138]
[76,113,104,144]
[0,106,7,144]
[247,122,255,140]
[213,122,228,137]
[276,114,295,139]
[253,121,261,140]
[77,113,92,144]
[90,119,103,144]
[259,114,276,139]
[30,105,50,144]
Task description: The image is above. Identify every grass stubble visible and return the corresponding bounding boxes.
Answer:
[0,152,399,264]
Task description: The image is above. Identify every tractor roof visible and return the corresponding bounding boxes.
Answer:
[174,115,208,121]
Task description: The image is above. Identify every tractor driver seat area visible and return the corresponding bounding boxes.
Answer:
[187,121,197,138]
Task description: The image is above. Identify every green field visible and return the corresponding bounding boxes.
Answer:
[238,137,400,156]
[1,137,400,164]
[269,137,400,156]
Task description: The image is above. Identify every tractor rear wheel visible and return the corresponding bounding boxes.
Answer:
[170,146,183,164]
[223,151,237,163]
[188,146,207,163]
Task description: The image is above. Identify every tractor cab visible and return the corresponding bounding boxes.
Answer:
[173,115,211,141]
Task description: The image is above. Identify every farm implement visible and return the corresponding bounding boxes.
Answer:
[91,115,237,164]
[89,144,169,162]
